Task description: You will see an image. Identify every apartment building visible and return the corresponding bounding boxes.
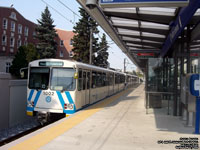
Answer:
[0,6,37,72]
[0,6,75,73]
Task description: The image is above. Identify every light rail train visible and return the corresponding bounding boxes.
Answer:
[26,59,138,123]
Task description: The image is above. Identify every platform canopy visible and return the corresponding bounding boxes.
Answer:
[76,0,200,71]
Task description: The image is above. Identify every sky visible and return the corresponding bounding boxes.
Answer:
[0,0,136,72]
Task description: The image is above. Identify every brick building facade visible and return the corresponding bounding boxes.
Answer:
[0,7,37,72]
[0,7,74,73]
[56,29,75,60]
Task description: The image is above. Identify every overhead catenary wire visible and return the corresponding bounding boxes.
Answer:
[41,0,74,24]
[57,0,81,19]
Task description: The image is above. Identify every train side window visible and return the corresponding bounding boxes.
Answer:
[109,73,111,85]
[83,72,86,90]
[87,72,90,89]
[110,73,114,85]
[115,74,118,84]
[97,72,102,87]
[78,69,82,91]
[103,73,107,86]
[107,73,110,86]
[92,71,96,88]
[121,75,125,83]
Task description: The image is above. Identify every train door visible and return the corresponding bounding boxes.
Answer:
[112,73,114,94]
[86,71,90,105]
[107,73,110,96]
[83,70,90,106]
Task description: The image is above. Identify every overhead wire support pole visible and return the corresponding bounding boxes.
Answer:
[124,58,126,73]
[89,27,93,65]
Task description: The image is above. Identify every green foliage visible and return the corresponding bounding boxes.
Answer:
[136,71,144,78]
[132,70,136,75]
[72,8,99,64]
[10,44,39,78]
[35,6,57,58]
[94,33,109,68]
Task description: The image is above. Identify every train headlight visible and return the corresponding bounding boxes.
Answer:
[68,104,73,109]
[27,101,34,107]
[28,101,32,107]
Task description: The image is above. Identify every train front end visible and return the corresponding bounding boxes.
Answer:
[26,60,77,120]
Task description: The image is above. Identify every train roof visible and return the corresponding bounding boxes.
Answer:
[29,59,127,75]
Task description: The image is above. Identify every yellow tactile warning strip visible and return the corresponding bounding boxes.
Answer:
[9,89,130,150]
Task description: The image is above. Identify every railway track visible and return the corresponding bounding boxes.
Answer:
[0,114,65,147]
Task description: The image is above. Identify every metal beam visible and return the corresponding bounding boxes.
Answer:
[114,24,169,35]
[128,45,157,49]
[130,49,160,53]
[160,0,200,57]
[120,34,165,43]
[123,40,162,48]
[104,9,174,25]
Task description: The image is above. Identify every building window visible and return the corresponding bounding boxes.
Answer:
[6,62,11,73]
[33,31,36,38]
[18,24,22,34]
[60,40,64,46]
[24,40,28,46]
[10,37,15,47]
[10,12,17,20]
[2,35,7,46]
[11,21,15,32]
[70,39,73,45]
[2,18,8,29]
[69,51,73,57]
[10,48,14,53]
[17,39,22,48]
[60,51,63,57]
[24,26,29,36]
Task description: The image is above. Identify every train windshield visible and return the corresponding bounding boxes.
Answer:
[50,68,76,91]
[29,67,50,90]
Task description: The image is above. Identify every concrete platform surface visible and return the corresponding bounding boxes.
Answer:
[1,84,199,150]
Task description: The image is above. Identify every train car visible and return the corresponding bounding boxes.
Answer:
[26,59,131,123]
[126,74,138,88]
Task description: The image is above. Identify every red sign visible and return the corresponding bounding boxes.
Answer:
[190,53,199,57]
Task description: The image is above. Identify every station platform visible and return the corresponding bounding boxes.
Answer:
[1,84,199,150]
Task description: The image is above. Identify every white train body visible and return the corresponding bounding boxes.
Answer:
[26,59,137,117]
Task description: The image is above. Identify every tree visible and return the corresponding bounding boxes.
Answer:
[35,6,57,58]
[72,8,99,64]
[94,33,109,68]
[10,44,39,78]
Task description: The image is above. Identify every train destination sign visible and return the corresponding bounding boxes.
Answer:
[100,0,189,7]
[39,61,64,66]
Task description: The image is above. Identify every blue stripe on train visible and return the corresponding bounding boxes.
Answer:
[56,91,65,109]
[33,91,42,106]
[65,91,76,111]
[27,107,34,111]
[28,89,34,101]
[56,91,76,114]
[27,90,41,112]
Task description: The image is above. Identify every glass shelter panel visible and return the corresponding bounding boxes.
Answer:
[146,58,174,115]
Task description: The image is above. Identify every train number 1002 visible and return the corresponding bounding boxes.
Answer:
[43,91,54,96]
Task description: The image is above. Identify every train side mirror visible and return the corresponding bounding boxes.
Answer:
[20,71,24,78]
[20,67,28,79]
